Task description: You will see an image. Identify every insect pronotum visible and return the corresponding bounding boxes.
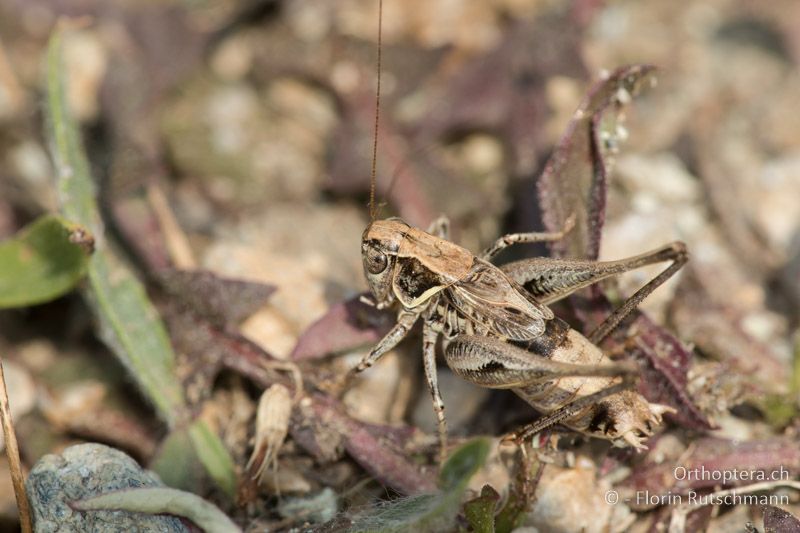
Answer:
[351,0,684,457]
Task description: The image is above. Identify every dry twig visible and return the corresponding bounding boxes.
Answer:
[0,357,32,533]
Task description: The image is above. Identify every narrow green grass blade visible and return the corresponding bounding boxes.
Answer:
[189,420,237,498]
[85,253,186,422]
[45,26,184,424]
[0,215,91,308]
[44,26,235,495]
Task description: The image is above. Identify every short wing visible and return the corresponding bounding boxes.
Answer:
[447,260,554,341]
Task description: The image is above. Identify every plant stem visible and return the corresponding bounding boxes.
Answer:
[0,357,32,533]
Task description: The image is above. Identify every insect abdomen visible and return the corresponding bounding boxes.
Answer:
[513,327,614,414]
[513,326,664,443]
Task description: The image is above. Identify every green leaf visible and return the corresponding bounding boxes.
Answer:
[72,487,241,533]
[463,485,499,533]
[0,215,91,308]
[493,490,527,533]
[44,26,236,497]
[759,394,798,429]
[149,426,205,493]
[188,420,237,498]
[149,421,237,499]
[439,438,490,492]
[348,439,491,533]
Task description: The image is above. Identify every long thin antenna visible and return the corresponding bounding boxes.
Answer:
[369,0,383,221]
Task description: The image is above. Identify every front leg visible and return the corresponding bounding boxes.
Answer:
[352,309,420,374]
[422,321,448,462]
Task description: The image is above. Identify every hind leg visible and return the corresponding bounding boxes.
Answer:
[501,242,688,343]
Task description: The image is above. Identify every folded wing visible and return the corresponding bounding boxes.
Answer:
[447,260,554,341]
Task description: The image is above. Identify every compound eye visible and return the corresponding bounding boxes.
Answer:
[366,248,388,274]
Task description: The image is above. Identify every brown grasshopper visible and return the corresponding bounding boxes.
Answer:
[350,1,684,455]
[355,216,685,453]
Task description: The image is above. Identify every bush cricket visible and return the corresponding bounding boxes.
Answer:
[350,0,685,457]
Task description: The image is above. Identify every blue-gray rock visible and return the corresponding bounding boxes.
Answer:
[25,443,189,533]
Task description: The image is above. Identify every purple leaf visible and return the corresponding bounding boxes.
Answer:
[163,309,285,405]
[413,15,586,178]
[534,65,710,429]
[295,394,437,495]
[538,64,656,260]
[291,294,394,361]
[110,196,172,272]
[626,314,713,430]
[328,10,585,226]
[159,268,276,328]
[328,94,438,227]
[763,506,800,533]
